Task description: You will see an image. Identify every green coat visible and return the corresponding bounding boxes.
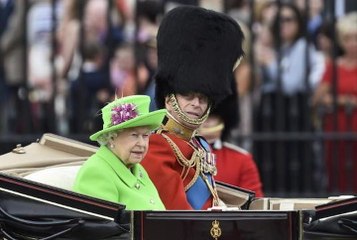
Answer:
[73,145,165,210]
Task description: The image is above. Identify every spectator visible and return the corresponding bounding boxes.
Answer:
[254,2,325,191]
[253,0,278,35]
[57,0,124,81]
[137,36,159,111]
[27,0,64,132]
[135,0,162,107]
[69,38,112,133]
[255,2,324,97]
[0,0,27,133]
[312,12,357,193]
[57,0,125,133]
[315,21,336,64]
[294,0,325,48]
[110,42,137,97]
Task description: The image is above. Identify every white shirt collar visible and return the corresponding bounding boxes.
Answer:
[212,139,223,150]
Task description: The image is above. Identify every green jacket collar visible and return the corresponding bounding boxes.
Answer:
[96,146,146,188]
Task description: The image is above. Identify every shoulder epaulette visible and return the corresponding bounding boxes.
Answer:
[222,142,250,156]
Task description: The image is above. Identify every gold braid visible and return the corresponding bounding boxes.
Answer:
[161,134,201,191]
[201,174,220,207]
[161,133,220,206]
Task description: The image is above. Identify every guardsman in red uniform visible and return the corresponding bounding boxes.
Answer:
[199,80,264,197]
[141,6,244,210]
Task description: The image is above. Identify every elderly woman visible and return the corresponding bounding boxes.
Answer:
[73,95,166,210]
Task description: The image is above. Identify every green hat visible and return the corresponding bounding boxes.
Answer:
[90,95,166,141]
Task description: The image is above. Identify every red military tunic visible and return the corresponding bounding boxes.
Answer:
[213,141,264,197]
[142,132,217,210]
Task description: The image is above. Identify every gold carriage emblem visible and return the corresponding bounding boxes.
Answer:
[210,220,222,240]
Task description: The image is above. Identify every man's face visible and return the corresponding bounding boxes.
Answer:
[165,93,209,129]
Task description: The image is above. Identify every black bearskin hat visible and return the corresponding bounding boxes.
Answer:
[210,74,240,141]
[155,6,244,108]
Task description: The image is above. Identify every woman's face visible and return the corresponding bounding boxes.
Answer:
[317,33,333,54]
[165,93,209,129]
[340,32,357,57]
[280,7,299,43]
[110,126,151,168]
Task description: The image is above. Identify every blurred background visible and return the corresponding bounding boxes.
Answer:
[1,0,357,198]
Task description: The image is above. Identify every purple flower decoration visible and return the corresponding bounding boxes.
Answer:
[111,103,138,126]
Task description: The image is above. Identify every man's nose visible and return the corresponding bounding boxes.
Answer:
[191,97,200,106]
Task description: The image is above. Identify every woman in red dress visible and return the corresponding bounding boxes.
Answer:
[313,12,357,193]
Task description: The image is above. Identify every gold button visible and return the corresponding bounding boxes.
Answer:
[135,183,140,189]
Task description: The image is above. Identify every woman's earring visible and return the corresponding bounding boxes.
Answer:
[110,143,115,149]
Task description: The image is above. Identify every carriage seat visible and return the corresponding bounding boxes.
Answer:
[24,165,82,191]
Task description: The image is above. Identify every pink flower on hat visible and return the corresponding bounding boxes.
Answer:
[111,103,138,126]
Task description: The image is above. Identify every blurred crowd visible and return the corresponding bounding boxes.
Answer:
[1,0,160,134]
[1,0,357,194]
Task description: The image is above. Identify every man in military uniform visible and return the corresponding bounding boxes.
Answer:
[141,6,244,210]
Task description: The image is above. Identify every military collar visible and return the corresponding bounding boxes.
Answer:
[160,115,197,141]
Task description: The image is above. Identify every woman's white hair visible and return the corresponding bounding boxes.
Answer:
[96,131,120,146]
[337,12,357,45]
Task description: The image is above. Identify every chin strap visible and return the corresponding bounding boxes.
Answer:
[168,94,211,126]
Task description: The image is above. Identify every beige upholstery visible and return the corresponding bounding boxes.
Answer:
[24,165,82,191]
[0,133,96,177]
[0,133,95,190]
